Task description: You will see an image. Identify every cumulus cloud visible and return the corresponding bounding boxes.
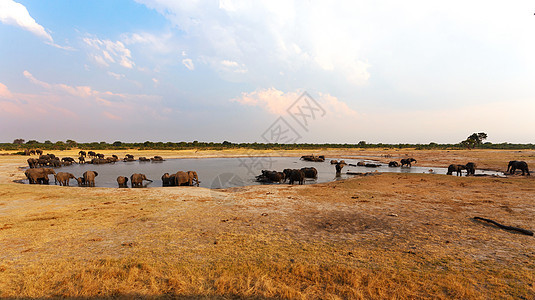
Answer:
[0,0,52,42]
[135,0,370,85]
[83,36,134,68]
[232,88,357,117]
[182,58,194,70]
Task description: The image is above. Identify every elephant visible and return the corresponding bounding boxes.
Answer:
[61,157,76,163]
[78,156,85,164]
[35,149,43,155]
[47,153,56,159]
[25,168,56,184]
[29,149,36,155]
[447,164,466,176]
[24,149,30,156]
[130,173,153,188]
[138,157,150,162]
[400,158,417,167]
[339,160,346,165]
[162,173,172,186]
[78,150,86,157]
[330,160,338,164]
[301,167,318,179]
[288,169,305,185]
[507,161,530,176]
[87,151,96,158]
[256,170,284,183]
[83,171,98,187]
[465,162,476,175]
[55,172,76,186]
[112,154,119,160]
[335,163,344,175]
[37,158,49,167]
[27,158,38,168]
[39,154,50,161]
[117,176,129,188]
[151,156,164,162]
[187,171,199,186]
[173,171,192,186]
[49,158,62,167]
[389,161,399,167]
[357,161,366,166]
[76,177,85,187]
[96,153,105,159]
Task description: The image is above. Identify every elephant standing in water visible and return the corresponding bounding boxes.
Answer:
[25,168,56,184]
[400,158,417,167]
[55,172,76,186]
[447,164,466,176]
[130,173,153,188]
[335,163,344,176]
[507,161,530,176]
[117,176,129,188]
[187,171,199,186]
[83,171,98,187]
[173,171,192,186]
[301,167,318,179]
[465,162,476,176]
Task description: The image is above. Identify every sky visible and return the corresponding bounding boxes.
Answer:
[0,0,534,144]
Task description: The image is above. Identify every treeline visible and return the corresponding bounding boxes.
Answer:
[2,140,535,152]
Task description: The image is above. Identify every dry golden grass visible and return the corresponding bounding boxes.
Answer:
[0,148,534,298]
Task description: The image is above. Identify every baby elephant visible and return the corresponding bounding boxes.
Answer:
[117,176,129,188]
[130,173,153,188]
[55,172,76,186]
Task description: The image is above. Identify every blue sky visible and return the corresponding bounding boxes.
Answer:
[1,0,534,144]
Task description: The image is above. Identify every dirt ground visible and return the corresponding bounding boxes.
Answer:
[0,148,534,299]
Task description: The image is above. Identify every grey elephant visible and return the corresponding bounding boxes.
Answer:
[117,176,129,188]
[83,171,98,187]
[447,164,466,176]
[400,158,417,167]
[300,167,318,179]
[25,168,56,184]
[55,172,76,186]
[288,169,305,185]
[130,173,153,187]
[507,161,530,176]
[465,162,476,175]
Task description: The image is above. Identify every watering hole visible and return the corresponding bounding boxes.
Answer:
[22,157,503,188]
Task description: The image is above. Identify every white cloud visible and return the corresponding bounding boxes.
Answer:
[135,0,370,85]
[0,0,52,42]
[232,88,357,117]
[182,58,195,70]
[107,71,125,80]
[83,36,134,69]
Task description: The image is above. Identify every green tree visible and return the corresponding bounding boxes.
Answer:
[462,132,488,149]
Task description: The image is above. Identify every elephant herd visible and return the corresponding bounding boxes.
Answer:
[24,168,98,187]
[256,167,318,185]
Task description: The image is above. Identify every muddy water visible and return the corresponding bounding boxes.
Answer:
[23,157,503,188]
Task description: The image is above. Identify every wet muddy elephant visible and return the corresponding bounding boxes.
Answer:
[117,176,129,188]
[25,167,56,184]
[83,171,98,187]
[55,172,76,186]
[130,173,153,188]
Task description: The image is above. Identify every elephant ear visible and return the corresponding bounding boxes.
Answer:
[94,171,98,176]
[125,177,129,182]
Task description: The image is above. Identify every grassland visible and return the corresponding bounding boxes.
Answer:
[0,149,534,299]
